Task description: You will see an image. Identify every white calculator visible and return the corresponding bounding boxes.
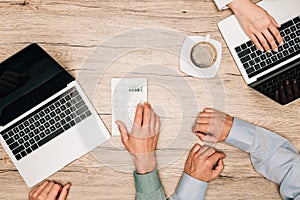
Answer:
[111,78,147,136]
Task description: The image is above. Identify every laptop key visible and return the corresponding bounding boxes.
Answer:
[26,148,32,154]
[6,137,14,145]
[15,154,22,160]
[20,151,27,157]
[31,144,38,151]
[85,110,92,117]
[18,138,25,144]
[40,132,46,138]
[29,139,35,145]
[235,46,242,53]
[238,49,251,58]
[246,67,255,74]
[293,16,300,24]
[8,131,14,137]
[38,128,64,147]
[24,142,30,148]
[2,133,9,140]
[241,55,251,63]
[12,145,25,155]
[75,117,81,124]
[9,141,19,150]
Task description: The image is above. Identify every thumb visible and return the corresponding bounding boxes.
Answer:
[116,120,129,142]
[211,159,225,180]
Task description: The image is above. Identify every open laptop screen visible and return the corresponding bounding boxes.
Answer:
[0,44,74,126]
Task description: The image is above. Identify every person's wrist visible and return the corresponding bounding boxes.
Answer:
[228,0,250,13]
[132,153,157,174]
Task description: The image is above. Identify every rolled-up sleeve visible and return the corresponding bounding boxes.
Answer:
[213,0,235,10]
[134,169,166,200]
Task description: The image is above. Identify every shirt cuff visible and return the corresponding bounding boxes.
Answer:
[225,117,256,152]
[172,173,208,200]
[213,0,235,10]
[133,169,162,194]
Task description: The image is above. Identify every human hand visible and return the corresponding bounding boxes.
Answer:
[184,144,226,182]
[192,108,233,143]
[275,79,300,104]
[0,71,29,97]
[228,0,283,52]
[116,103,160,174]
[29,180,71,200]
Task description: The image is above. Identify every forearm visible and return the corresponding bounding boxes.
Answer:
[226,118,300,199]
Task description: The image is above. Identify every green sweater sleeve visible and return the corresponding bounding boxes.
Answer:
[134,169,166,200]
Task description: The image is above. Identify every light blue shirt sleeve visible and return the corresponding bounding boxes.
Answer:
[169,173,208,200]
[134,170,208,200]
[225,118,300,199]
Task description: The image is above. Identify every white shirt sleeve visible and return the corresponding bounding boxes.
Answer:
[225,118,300,199]
[213,0,235,10]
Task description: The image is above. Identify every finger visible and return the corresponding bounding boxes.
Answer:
[208,152,226,167]
[192,123,209,133]
[38,181,55,199]
[2,75,20,86]
[29,180,49,199]
[188,144,201,161]
[185,144,201,172]
[292,79,300,98]
[3,71,20,79]
[196,117,210,124]
[150,106,156,132]
[279,84,288,104]
[262,30,278,51]
[269,26,283,46]
[211,159,225,180]
[249,34,264,52]
[284,80,294,102]
[57,183,71,200]
[203,108,217,113]
[0,80,18,90]
[154,115,160,134]
[47,183,62,199]
[195,132,206,141]
[274,90,279,102]
[255,32,270,52]
[194,145,215,159]
[133,103,143,127]
[270,15,281,29]
[142,102,151,127]
[115,120,129,142]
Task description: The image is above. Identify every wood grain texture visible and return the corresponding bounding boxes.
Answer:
[0,0,299,199]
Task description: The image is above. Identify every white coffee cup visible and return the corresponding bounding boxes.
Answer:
[179,34,222,78]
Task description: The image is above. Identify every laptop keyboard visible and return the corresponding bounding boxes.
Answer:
[235,16,300,78]
[1,87,92,161]
[254,62,300,99]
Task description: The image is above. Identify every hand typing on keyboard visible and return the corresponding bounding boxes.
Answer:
[228,0,283,52]
[275,79,300,104]
[29,180,71,200]
[0,71,29,97]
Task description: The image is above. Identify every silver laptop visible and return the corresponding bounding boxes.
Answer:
[218,0,300,105]
[0,43,111,187]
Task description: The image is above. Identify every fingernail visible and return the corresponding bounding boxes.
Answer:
[277,23,281,27]
[260,48,264,52]
[286,80,289,85]
[267,50,271,53]
[274,48,278,52]
[294,79,297,84]
[280,41,284,46]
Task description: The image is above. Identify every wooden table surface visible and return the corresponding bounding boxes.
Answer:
[0,0,299,199]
